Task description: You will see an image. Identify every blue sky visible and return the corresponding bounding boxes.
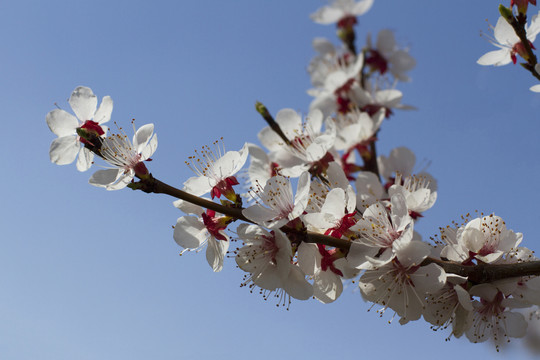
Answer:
[2,0,540,359]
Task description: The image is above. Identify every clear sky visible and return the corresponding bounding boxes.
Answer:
[2,0,540,359]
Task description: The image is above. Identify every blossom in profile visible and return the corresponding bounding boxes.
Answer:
[440,214,523,264]
[174,208,230,272]
[477,13,540,66]
[388,173,437,218]
[310,0,374,26]
[89,123,157,190]
[46,86,112,171]
[297,242,349,304]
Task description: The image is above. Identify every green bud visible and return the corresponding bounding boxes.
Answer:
[499,4,514,23]
[255,101,269,117]
[76,127,90,140]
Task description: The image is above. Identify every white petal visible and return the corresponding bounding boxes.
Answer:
[173,216,206,249]
[504,312,527,338]
[214,144,249,177]
[494,16,519,44]
[275,108,303,138]
[291,171,311,218]
[313,269,343,304]
[312,37,335,54]
[310,7,344,25]
[134,123,154,152]
[352,0,374,16]
[320,187,346,219]
[46,109,79,137]
[376,29,396,55]
[440,244,468,263]
[477,49,511,66]
[93,95,113,124]
[89,169,122,188]
[76,147,94,172]
[105,172,133,190]
[173,198,204,216]
[258,126,285,151]
[236,223,270,241]
[49,136,79,165]
[394,240,430,267]
[469,283,498,300]
[206,237,229,272]
[69,86,97,121]
[303,212,335,230]
[283,265,313,300]
[390,193,409,230]
[242,205,279,225]
[297,242,318,276]
[140,133,158,161]
[183,175,213,196]
[455,285,474,312]
[346,241,379,270]
[411,263,446,295]
[306,108,324,133]
[527,11,540,41]
[460,227,485,253]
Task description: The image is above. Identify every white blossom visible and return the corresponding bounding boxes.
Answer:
[243,173,310,229]
[477,13,540,66]
[89,123,157,190]
[46,86,112,171]
[236,224,313,301]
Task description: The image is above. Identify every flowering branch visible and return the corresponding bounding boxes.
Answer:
[45,0,540,351]
[133,175,353,250]
[138,175,540,285]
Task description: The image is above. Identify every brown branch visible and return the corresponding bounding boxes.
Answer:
[421,257,540,284]
[150,177,249,222]
[137,175,540,285]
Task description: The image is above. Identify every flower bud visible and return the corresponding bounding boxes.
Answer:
[499,4,515,23]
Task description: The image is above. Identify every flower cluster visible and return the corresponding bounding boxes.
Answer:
[45,0,540,353]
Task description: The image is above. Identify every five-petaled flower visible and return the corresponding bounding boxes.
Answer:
[46,86,113,171]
